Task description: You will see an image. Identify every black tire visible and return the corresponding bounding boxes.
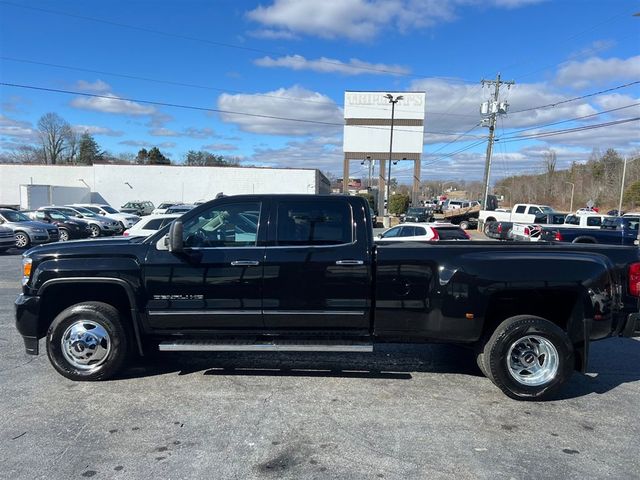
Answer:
[482,315,573,400]
[14,231,30,249]
[46,301,129,381]
[58,228,70,242]
[483,222,493,236]
[89,224,101,238]
[459,220,470,230]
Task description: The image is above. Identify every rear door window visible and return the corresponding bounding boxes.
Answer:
[515,205,526,214]
[276,201,352,246]
[586,217,602,227]
[435,227,468,240]
[399,226,416,237]
[565,215,579,225]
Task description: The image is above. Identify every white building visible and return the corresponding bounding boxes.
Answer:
[0,164,331,209]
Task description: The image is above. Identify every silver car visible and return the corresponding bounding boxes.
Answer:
[0,209,59,248]
[41,206,121,238]
[0,225,16,252]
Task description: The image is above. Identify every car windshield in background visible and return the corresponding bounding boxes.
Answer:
[71,207,98,217]
[0,210,30,222]
[540,206,555,213]
[49,212,67,221]
[84,206,102,214]
[407,208,428,214]
[434,227,468,240]
[102,206,119,214]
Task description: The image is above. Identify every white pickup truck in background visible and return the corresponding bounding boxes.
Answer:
[479,203,557,233]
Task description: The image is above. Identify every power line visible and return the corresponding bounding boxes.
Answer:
[0,56,479,120]
[503,102,640,136]
[498,117,640,143]
[509,80,640,114]
[0,1,475,82]
[0,81,483,138]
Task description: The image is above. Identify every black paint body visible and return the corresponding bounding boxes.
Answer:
[15,195,640,364]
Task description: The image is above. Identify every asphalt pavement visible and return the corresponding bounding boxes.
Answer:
[1,250,639,480]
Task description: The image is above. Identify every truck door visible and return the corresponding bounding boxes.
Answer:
[143,199,266,329]
[262,198,371,330]
[511,204,527,222]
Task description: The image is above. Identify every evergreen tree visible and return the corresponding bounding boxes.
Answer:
[147,147,170,165]
[77,132,102,165]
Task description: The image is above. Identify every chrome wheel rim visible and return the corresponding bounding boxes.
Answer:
[89,225,100,237]
[507,335,559,386]
[15,233,28,248]
[61,320,111,371]
[59,230,69,241]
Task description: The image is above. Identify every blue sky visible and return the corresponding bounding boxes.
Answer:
[1,0,638,182]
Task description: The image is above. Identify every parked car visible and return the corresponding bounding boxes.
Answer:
[0,208,58,248]
[40,206,121,237]
[123,214,179,238]
[0,225,16,252]
[70,204,140,230]
[376,222,470,242]
[151,202,181,215]
[483,220,514,240]
[23,210,91,241]
[14,194,640,400]
[120,201,155,216]
[510,212,568,241]
[541,216,640,245]
[402,207,434,223]
[165,204,196,214]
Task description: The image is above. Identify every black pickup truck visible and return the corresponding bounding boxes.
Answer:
[15,195,640,400]
[541,216,640,245]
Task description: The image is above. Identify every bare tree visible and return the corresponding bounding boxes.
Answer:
[8,145,46,164]
[542,150,557,203]
[64,128,79,164]
[37,113,71,165]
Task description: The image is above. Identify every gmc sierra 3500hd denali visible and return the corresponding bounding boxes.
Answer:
[15,195,640,400]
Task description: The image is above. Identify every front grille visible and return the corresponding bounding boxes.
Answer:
[0,232,13,238]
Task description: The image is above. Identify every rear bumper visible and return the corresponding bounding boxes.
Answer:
[15,294,41,355]
[621,313,640,338]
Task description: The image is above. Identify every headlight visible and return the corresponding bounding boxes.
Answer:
[22,257,32,286]
[32,228,44,233]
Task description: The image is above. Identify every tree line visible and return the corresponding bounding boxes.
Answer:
[0,112,242,167]
[494,148,640,211]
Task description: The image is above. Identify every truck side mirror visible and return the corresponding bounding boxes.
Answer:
[168,219,184,253]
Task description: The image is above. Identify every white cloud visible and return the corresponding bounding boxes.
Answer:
[72,124,124,137]
[202,143,239,151]
[248,29,299,40]
[74,79,112,93]
[158,142,176,149]
[254,54,410,76]
[217,85,343,136]
[555,55,640,89]
[247,136,343,172]
[246,0,543,41]
[70,79,158,116]
[0,114,36,139]
[150,127,217,138]
[119,140,152,147]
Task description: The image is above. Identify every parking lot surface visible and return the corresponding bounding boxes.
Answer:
[1,250,639,480]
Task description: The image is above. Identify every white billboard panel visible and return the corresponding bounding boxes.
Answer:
[344,91,426,120]
[344,125,424,153]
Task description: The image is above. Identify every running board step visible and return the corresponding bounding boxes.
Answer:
[158,339,373,353]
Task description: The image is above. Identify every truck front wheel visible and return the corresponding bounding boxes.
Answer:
[46,302,129,381]
[482,315,573,400]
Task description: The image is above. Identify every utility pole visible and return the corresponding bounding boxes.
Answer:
[384,93,403,227]
[480,73,514,208]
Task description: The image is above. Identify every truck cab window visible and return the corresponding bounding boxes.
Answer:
[515,205,526,214]
[182,202,260,248]
[277,201,351,246]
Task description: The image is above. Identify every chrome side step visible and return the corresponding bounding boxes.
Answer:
[158,339,373,353]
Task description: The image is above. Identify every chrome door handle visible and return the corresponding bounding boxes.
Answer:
[230,260,260,266]
[335,260,364,266]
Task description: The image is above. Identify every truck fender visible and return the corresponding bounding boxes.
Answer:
[572,236,598,244]
[37,277,144,356]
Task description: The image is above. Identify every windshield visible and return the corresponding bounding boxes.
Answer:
[70,206,98,217]
[85,206,101,214]
[1,210,30,222]
[102,206,119,214]
[540,206,555,213]
[407,208,427,214]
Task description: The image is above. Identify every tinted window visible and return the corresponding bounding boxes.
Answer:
[515,205,526,214]
[183,202,260,248]
[528,207,541,215]
[143,218,164,230]
[550,214,565,224]
[565,215,579,225]
[435,227,468,240]
[382,227,402,238]
[277,201,351,246]
[160,217,176,227]
[586,217,602,227]
[84,206,101,214]
[415,227,427,236]
[0,210,29,222]
[399,226,416,237]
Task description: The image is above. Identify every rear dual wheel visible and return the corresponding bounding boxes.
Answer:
[477,315,573,400]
